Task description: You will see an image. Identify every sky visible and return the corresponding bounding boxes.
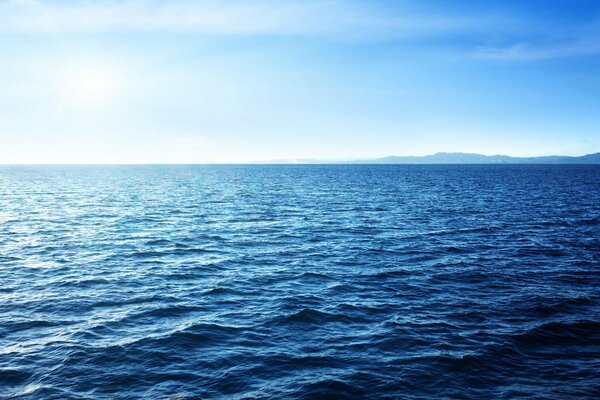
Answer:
[0,0,599,163]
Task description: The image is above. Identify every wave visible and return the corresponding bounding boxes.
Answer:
[0,319,65,335]
[295,272,332,280]
[201,287,239,296]
[91,294,177,309]
[0,368,33,385]
[124,323,244,351]
[275,308,370,325]
[126,305,203,320]
[513,320,600,347]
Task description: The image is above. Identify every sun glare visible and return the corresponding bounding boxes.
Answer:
[61,61,123,108]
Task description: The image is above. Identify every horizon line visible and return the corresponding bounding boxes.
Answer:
[1,150,599,166]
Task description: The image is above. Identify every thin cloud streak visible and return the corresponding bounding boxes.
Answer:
[0,0,518,38]
[2,0,597,60]
[477,41,600,61]
[475,18,600,61]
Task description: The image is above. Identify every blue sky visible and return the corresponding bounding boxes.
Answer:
[0,0,599,163]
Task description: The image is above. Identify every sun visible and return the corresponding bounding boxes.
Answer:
[60,61,123,108]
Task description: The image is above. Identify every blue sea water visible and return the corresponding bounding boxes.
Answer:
[0,165,599,399]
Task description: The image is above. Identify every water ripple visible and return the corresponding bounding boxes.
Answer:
[1,165,599,399]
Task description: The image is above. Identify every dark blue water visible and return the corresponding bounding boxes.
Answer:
[1,165,599,399]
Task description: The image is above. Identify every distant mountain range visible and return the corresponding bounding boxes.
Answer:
[260,152,600,164]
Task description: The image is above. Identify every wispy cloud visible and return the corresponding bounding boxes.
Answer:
[1,0,598,61]
[0,0,516,38]
[475,18,600,61]
[477,41,600,61]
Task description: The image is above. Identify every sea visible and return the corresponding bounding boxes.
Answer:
[0,165,599,399]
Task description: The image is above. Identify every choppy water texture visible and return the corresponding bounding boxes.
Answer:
[1,165,599,399]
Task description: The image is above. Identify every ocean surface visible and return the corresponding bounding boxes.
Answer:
[1,165,599,400]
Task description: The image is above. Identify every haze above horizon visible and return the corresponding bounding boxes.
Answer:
[1,0,599,164]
